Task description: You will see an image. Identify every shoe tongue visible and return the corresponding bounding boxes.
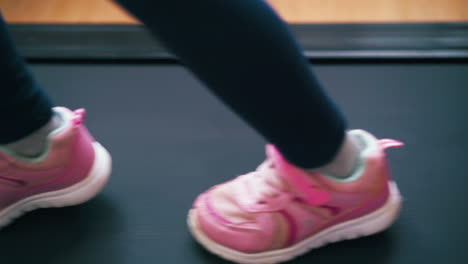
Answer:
[265,144,331,206]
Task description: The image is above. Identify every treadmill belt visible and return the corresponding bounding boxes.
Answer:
[1,63,467,264]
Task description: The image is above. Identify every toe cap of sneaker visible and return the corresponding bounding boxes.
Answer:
[191,193,276,254]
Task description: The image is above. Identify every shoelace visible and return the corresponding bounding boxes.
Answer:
[249,160,286,203]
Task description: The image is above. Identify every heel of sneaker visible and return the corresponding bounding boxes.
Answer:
[322,181,401,243]
[36,142,112,207]
[0,142,112,229]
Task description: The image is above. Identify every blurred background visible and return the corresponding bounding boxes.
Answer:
[1,0,467,24]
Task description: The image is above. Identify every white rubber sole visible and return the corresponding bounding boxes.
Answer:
[188,181,402,264]
[0,142,112,230]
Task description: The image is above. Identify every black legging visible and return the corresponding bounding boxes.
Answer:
[0,0,346,168]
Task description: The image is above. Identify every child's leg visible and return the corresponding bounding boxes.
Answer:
[0,13,60,156]
[0,13,111,230]
[116,2,403,261]
[117,0,359,176]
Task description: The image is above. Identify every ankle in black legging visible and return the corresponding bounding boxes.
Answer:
[116,0,347,168]
[0,0,347,168]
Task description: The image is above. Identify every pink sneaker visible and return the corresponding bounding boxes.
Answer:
[188,130,403,264]
[0,107,111,229]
